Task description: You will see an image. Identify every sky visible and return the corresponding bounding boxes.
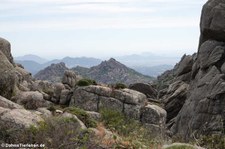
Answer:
[0,0,208,59]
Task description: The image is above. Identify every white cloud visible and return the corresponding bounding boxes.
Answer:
[56,4,155,14]
[0,16,199,32]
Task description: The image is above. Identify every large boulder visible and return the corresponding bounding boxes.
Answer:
[12,91,51,109]
[0,50,17,99]
[52,83,65,103]
[62,70,80,88]
[70,85,147,120]
[198,40,225,70]
[140,104,167,138]
[129,83,157,99]
[0,96,23,109]
[0,37,14,65]
[140,104,167,126]
[59,89,73,105]
[199,0,225,45]
[175,54,193,76]
[0,107,43,128]
[164,81,189,123]
[60,112,87,130]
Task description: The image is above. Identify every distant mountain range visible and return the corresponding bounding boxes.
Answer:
[15,54,177,77]
[15,54,48,64]
[34,58,154,84]
[15,55,102,75]
[72,58,154,85]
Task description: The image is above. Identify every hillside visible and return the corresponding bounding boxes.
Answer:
[34,62,69,82]
[73,58,154,85]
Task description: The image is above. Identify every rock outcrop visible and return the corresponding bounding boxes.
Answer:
[70,85,147,116]
[0,96,23,109]
[0,107,43,128]
[168,0,225,139]
[62,70,81,89]
[199,0,225,45]
[34,62,69,82]
[129,83,158,99]
[0,41,17,99]
[0,37,14,65]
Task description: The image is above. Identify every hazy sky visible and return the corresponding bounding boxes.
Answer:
[1,0,207,59]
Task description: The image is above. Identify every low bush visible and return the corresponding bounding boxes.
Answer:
[76,79,97,87]
[99,108,162,148]
[64,107,97,128]
[0,117,99,149]
[114,83,127,89]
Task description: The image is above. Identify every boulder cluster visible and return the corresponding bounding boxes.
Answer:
[0,0,224,146]
[0,37,166,140]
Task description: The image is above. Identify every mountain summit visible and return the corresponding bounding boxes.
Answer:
[73,58,154,85]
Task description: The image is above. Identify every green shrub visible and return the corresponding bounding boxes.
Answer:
[114,83,127,89]
[100,108,125,132]
[64,107,97,128]
[99,108,160,147]
[198,134,225,149]
[47,105,56,112]
[76,79,97,87]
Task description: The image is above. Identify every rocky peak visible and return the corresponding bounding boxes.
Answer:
[97,58,126,70]
[82,58,154,85]
[34,62,69,82]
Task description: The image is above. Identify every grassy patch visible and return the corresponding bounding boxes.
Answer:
[198,134,225,149]
[99,108,162,148]
[64,107,97,128]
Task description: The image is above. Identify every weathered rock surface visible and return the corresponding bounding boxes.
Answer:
[0,37,14,65]
[59,89,72,105]
[129,83,157,99]
[12,91,51,109]
[175,54,193,76]
[140,104,166,126]
[62,70,80,88]
[169,0,225,139]
[60,112,87,129]
[70,85,148,119]
[0,107,43,128]
[199,0,225,45]
[162,81,189,123]
[0,96,23,109]
[69,85,167,136]
[0,50,17,99]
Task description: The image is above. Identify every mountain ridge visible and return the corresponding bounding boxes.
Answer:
[16,54,174,76]
[72,58,154,85]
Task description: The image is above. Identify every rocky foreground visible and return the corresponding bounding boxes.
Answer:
[0,0,225,148]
